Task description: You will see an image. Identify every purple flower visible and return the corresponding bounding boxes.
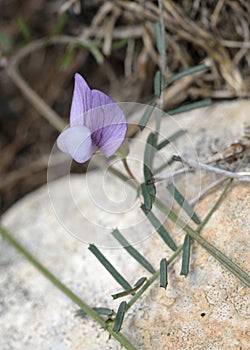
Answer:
[57,73,127,163]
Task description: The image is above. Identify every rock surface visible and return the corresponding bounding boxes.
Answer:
[0,100,249,350]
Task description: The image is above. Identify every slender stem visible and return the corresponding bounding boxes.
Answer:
[189,177,227,205]
[122,158,139,185]
[107,165,131,184]
[127,179,250,309]
[154,183,250,287]
[108,163,250,286]
[196,179,232,232]
[0,226,137,350]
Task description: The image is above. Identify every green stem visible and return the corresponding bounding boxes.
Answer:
[0,226,137,350]
[196,179,232,233]
[107,165,131,183]
[108,165,250,287]
[122,158,140,185]
[155,181,250,287]
[127,178,250,310]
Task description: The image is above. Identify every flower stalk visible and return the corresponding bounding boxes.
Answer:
[0,226,137,350]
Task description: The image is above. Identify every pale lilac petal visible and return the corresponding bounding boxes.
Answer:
[89,90,127,156]
[57,126,94,163]
[97,122,127,157]
[70,73,92,127]
[91,89,114,108]
[61,73,127,161]
[56,129,69,154]
[86,89,114,143]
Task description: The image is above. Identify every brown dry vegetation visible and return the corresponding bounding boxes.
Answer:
[0,0,249,214]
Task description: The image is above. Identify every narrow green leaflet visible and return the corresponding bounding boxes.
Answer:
[141,205,177,251]
[144,133,157,204]
[112,229,156,274]
[154,70,161,97]
[138,102,156,131]
[113,301,127,333]
[88,244,132,291]
[112,277,147,300]
[141,133,156,212]
[76,307,115,318]
[134,276,147,288]
[166,183,200,224]
[144,169,156,199]
[167,64,208,85]
[180,234,191,276]
[153,22,163,55]
[166,99,212,115]
[156,129,185,151]
[160,258,168,289]
[144,133,156,171]
[141,182,153,213]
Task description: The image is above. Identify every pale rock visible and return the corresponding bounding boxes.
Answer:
[0,100,249,350]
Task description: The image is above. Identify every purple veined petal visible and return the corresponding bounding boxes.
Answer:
[97,122,127,157]
[57,125,94,163]
[87,89,116,144]
[89,90,127,156]
[70,74,92,127]
[65,73,127,159]
[91,89,115,108]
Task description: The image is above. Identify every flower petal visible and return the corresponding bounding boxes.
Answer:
[89,90,127,157]
[57,126,94,163]
[70,73,92,127]
[97,122,127,157]
[85,89,114,143]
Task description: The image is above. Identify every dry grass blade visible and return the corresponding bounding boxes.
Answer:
[1,0,249,214]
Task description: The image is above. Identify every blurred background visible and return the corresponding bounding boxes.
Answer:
[0,0,249,214]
